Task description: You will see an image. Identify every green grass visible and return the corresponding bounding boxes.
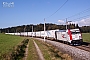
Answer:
[35,40,52,60]
[26,38,73,60]
[0,33,23,56]
[82,33,90,42]
[26,38,39,60]
[34,39,62,60]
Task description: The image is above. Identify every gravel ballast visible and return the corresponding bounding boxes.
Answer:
[35,38,90,60]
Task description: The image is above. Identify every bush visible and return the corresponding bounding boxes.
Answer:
[0,39,29,60]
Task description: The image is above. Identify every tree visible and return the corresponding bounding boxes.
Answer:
[76,24,79,28]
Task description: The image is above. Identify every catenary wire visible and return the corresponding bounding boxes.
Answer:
[46,0,68,19]
[67,8,90,19]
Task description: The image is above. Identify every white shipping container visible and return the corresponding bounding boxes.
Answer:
[47,29,59,38]
[23,32,27,36]
[36,31,41,37]
[55,30,67,41]
[32,32,36,37]
[40,31,47,37]
[28,32,32,36]
[21,32,24,36]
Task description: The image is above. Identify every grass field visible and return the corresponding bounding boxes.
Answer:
[26,38,73,60]
[0,33,89,59]
[34,39,62,60]
[27,38,39,60]
[27,38,62,60]
[0,33,24,56]
[82,33,90,43]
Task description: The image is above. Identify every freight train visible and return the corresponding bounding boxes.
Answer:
[5,29,83,45]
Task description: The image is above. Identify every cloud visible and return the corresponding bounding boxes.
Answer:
[75,17,90,26]
[57,20,76,25]
[57,17,90,26]
[58,20,64,24]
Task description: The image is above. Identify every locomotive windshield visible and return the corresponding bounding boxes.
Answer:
[71,30,80,34]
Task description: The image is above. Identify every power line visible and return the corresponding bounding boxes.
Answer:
[66,8,90,22]
[67,8,90,19]
[46,0,68,19]
[73,14,90,21]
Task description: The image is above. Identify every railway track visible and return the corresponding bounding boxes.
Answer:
[45,38,90,52]
[52,39,90,52]
[75,42,90,52]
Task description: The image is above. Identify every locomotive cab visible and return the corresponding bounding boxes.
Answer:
[66,29,83,45]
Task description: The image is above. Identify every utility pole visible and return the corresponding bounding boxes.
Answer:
[66,19,72,44]
[44,18,46,42]
[27,28,28,37]
[32,25,33,37]
[15,28,17,35]
[24,26,26,37]
[8,29,9,33]
[66,18,67,30]
[66,18,68,44]
[66,18,72,30]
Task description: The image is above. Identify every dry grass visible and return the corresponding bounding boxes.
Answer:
[26,38,39,60]
[26,38,73,60]
[34,39,62,60]
[34,38,73,60]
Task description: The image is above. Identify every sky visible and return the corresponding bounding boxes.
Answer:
[0,0,90,28]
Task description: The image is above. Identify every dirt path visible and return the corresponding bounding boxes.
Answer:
[33,40,45,60]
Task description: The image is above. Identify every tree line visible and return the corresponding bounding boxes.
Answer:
[0,23,90,33]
